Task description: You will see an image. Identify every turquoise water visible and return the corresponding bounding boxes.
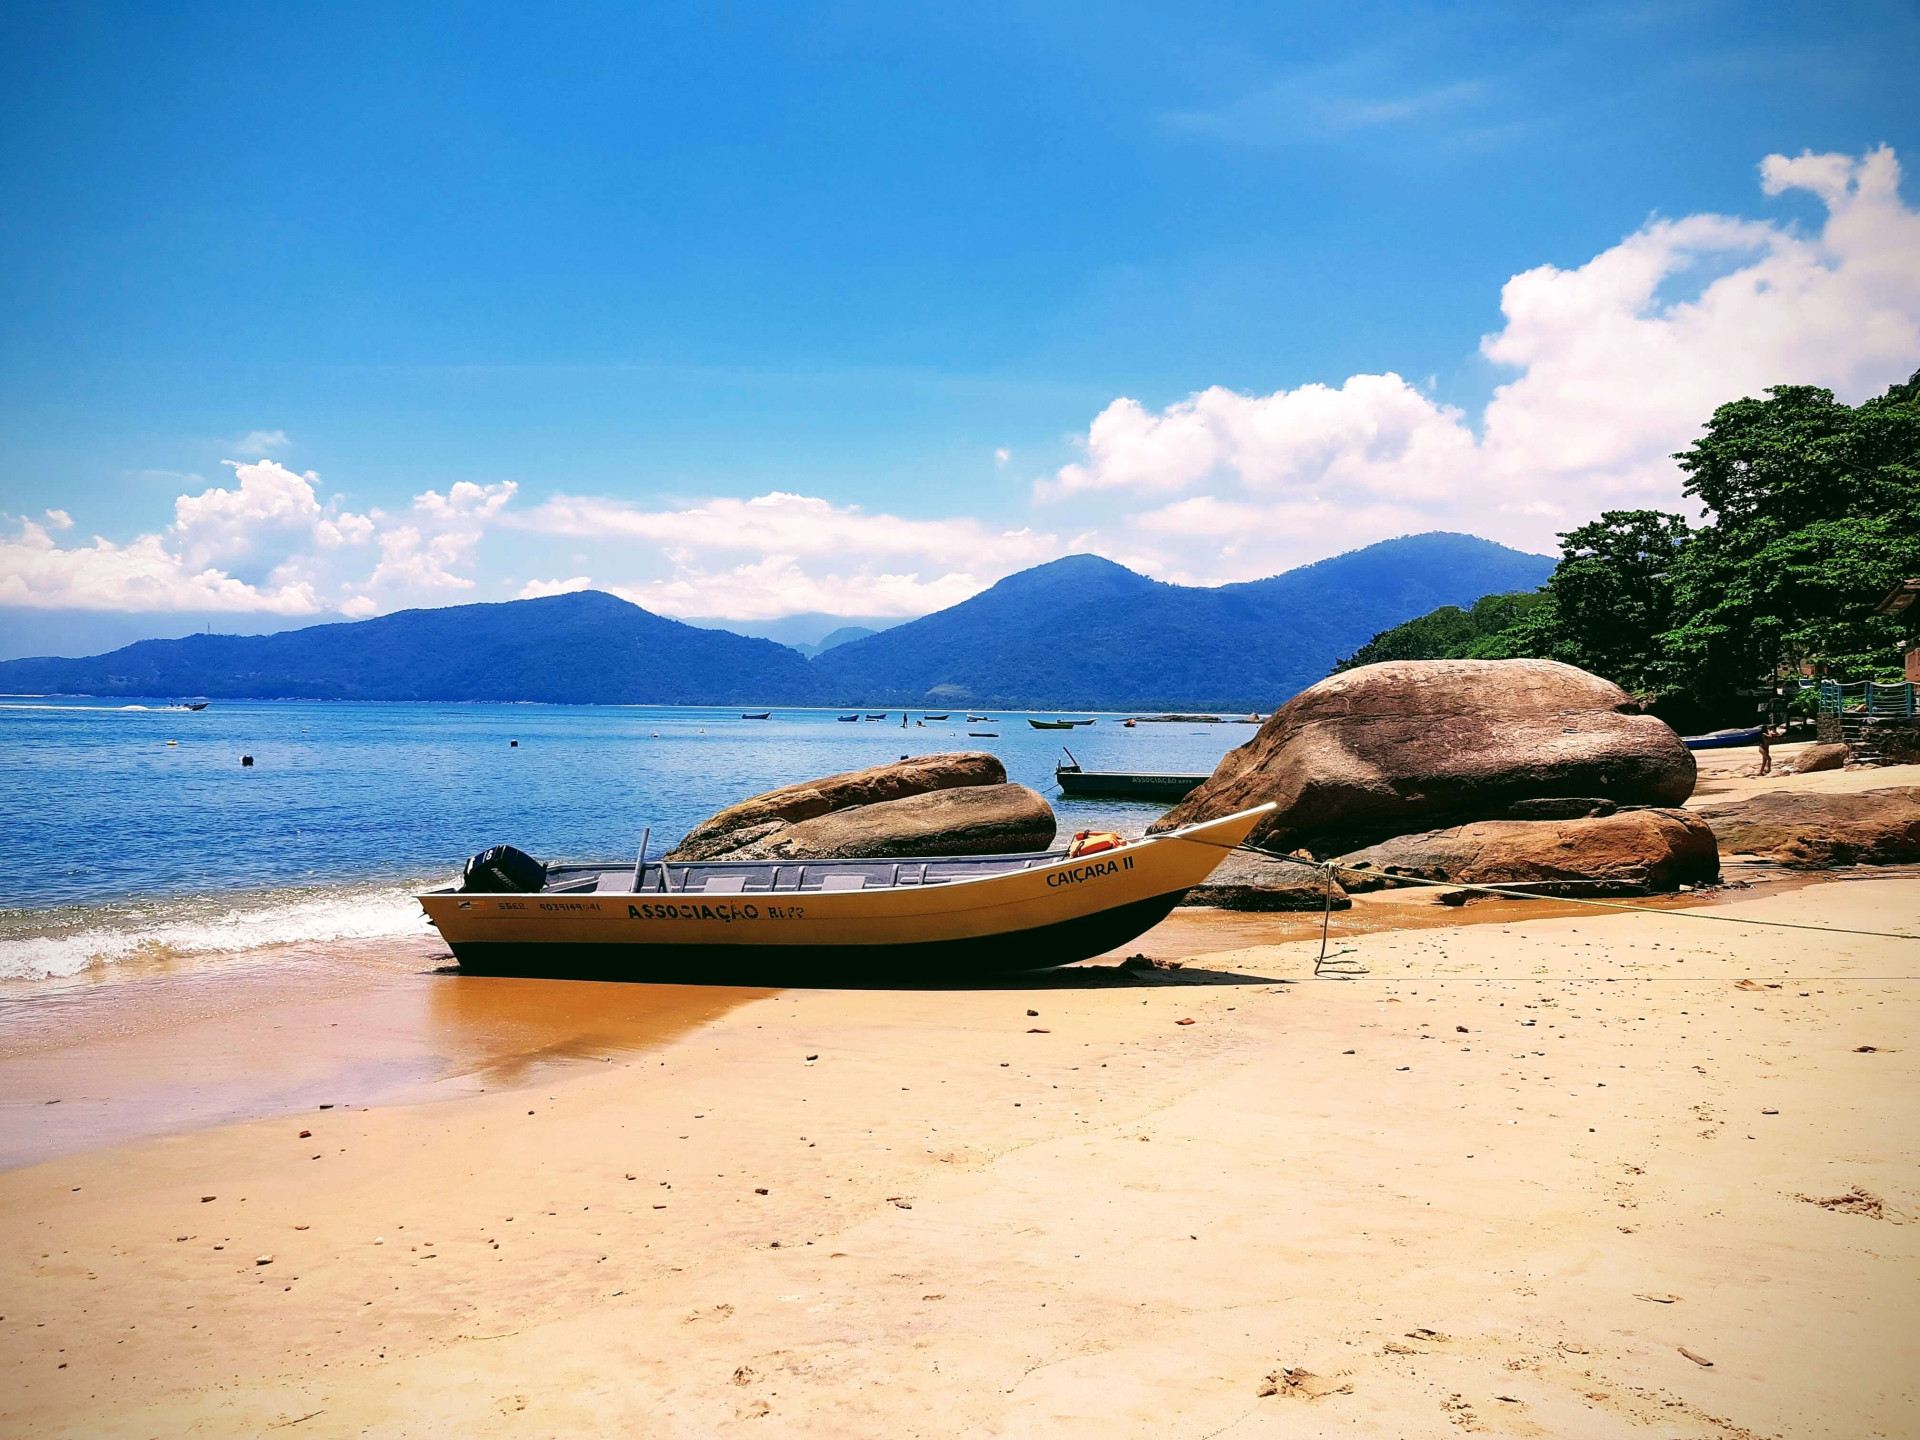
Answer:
[0,699,1249,979]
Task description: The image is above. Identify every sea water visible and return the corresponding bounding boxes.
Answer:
[0,700,1249,981]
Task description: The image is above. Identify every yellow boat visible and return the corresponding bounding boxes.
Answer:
[417,804,1273,980]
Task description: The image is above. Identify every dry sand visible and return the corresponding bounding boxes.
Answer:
[1686,740,1910,805]
[2,759,1917,1437]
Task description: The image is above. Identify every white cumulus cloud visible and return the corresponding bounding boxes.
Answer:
[359,482,518,598]
[0,463,510,615]
[1045,144,1920,579]
[0,512,327,614]
[514,490,1060,619]
[518,575,594,599]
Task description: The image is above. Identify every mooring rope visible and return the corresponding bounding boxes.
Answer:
[1180,837,1920,945]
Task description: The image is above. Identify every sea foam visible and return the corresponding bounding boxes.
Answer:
[0,884,440,983]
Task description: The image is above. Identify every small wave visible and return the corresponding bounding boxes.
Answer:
[118,705,150,711]
[0,885,439,983]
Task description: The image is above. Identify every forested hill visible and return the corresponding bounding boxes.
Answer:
[0,533,1553,708]
[809,534,1554,709]
[0,591,819,704]
[1332,590,1551,671]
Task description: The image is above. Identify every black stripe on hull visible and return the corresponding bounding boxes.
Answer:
[447,891,1188,984]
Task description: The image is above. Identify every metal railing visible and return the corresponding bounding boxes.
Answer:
[1817,679,1917,717]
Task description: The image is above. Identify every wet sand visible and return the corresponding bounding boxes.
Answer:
[0,939,766,1171]
[0,879,1831,1174]
[3,871,1917,1437]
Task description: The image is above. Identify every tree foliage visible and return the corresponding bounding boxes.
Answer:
[1532,509,1690,692]
[1333,590,1548,671]
[1663,378,1920,698]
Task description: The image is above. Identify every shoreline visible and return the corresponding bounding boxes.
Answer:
[3,743,1912,1171]
[1,865,1884,1175]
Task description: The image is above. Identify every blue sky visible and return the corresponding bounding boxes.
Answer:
[2,1,1917,655]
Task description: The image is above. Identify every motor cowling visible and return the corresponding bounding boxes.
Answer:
[460,844,548,893]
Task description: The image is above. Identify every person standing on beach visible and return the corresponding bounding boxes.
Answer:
[1757,726,1772,775]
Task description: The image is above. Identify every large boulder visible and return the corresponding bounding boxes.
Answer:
[1177,850,1351,912]
[668,751,1006,860]
[1782,743,1848,775]
[1331,809,1719,893]
[1694,787,1920,868]
[728,783,1057,861]
[1149,659,1696,855]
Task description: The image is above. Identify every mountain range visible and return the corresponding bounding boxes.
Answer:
[0,532,1552,709]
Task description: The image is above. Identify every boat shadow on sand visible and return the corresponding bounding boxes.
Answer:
[428,954,1287,992]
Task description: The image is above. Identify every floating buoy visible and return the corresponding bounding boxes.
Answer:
[241,755,254,767]
[510,740,519,747]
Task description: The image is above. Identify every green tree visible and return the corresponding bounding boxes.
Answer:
[1534,509,1689,691]
[1664,374,1920,705]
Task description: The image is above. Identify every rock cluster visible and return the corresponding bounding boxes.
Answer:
[1177,850,1351,912]
[667,752,1010,861]
[1694,787,1920,868]
[723,783,1056,861]
[1150,659,1696,856]
[1331,810,1719,894]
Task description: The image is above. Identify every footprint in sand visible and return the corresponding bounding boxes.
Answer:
[1256,1368,1353,1400]
[1797,1187,1893,1219]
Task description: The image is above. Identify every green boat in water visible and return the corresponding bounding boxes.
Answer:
[1054,750,1210,801]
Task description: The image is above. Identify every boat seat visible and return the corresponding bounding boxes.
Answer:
[818,874,867,891]
[594,873,632,893]
[701,876,748,894]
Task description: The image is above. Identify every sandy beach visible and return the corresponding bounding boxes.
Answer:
[2,752,1917,1437]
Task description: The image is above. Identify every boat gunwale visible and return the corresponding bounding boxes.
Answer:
[416,804,1273,903]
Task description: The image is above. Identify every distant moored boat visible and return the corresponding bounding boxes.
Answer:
[1681,726,1764,750]
[1054,758,1211,801]
[741,711,772,720]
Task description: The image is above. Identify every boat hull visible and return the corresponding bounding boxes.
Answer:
[445,891,1185,981]
[1681,726,1763,750]
[1055,769,1210,801]
[418,806,1269,981]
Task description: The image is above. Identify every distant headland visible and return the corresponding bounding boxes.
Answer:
[0,532,1553,711]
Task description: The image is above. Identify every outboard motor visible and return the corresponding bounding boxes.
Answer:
[460,844,548,894]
